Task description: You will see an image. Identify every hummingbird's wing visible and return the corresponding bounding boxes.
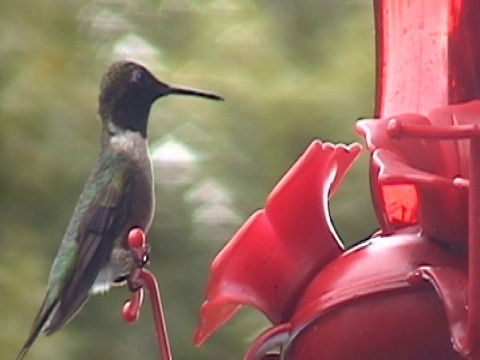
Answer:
[17,154,134,360]
[45,154,134,334]
[16,295,59,360]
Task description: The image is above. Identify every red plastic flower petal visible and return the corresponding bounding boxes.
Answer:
[194,141,362,345]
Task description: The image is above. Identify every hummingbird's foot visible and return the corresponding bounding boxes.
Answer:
[126,264,145,292]
[109,273,141,291]
[127,268,145,292]
[124,228,150,292]
[128,279,143,292]
[133,243,151,268]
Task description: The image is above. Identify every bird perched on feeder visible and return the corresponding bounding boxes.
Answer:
[17,60,223,360]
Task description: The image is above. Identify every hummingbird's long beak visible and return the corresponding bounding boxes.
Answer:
[167,85,224,101]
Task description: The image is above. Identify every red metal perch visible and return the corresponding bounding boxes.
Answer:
[122,228,173,360]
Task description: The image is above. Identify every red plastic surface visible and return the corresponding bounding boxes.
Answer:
[194,142,361,346]
[194,0,480,359]
[284,229,466,359]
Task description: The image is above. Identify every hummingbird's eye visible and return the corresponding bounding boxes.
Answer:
[131,69,143,83]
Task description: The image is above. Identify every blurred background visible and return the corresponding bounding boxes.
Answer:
[0,0,377,359]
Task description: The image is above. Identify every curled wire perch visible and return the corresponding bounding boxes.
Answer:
[122,228,173,360]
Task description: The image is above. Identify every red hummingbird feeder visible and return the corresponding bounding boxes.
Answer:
[123,0,480,359]
[190,0,480,359]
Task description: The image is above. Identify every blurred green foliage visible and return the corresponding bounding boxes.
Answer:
[0,0,377,359]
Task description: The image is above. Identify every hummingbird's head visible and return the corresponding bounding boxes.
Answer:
[98,60,223,137]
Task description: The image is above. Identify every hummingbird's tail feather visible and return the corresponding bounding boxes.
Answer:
[43,294,89,335]
[17,298,57,360]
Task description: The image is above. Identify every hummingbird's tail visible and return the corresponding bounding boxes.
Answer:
[16,298,57,360]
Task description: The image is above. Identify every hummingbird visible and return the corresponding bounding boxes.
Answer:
[17,60,223,360]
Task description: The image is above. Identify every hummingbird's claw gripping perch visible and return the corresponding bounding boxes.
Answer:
[123,228,173,360]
